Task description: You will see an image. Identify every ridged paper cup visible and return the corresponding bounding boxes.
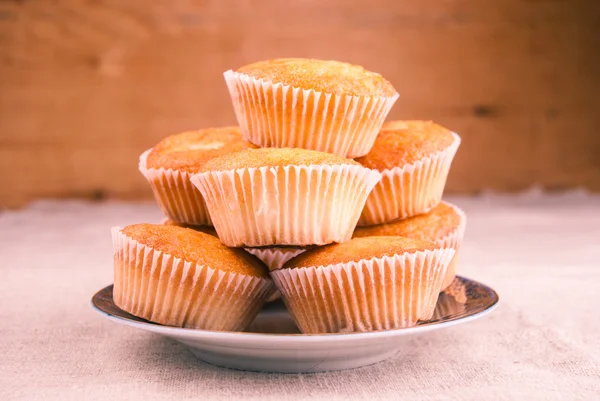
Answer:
[271,248,455,334]
[358,133,461,226]
[244,247,308,272]
[112,227,274,331]
[191,164,382,247]
[139,149,211,226]
[223,70,399,158]
[435,203,467,290]
[245,246,308,302]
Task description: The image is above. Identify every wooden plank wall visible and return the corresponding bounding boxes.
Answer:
[1,0,599,207]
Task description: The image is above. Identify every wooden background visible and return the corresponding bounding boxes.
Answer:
[1,0,599,208]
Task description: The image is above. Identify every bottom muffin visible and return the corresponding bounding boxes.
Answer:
[112,223,274,331]
[270,236,455,334]
[353,201,466,290]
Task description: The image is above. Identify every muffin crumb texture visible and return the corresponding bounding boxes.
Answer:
[236,58,397,97]
[146,127,256,173]
[283,236,438,270]
[354,202,462,240]
[356,121,456,169]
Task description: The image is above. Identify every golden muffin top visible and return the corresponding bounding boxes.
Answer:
[354,202,463,241]
[282,236,438,270]
[145,127,256,173]
[356,121,457,169]
[162,219,218,237]
[236,58,397,97]
[120,224,268,278]
[200,148,360,172]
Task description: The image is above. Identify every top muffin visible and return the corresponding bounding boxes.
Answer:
[145,127,256,173]
[356,120,456,168]
[200,148,360,172]
[236,58,396,97]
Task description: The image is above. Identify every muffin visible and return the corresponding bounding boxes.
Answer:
[139,127,256,226]
[271,236,455,334]
[112,223,274,331]
[223,58,399,158]
[356,120,461,225]
[190,148,381,247]
[354,201,466,290]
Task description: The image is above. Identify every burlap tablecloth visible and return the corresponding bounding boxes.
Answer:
[1,193,599,400]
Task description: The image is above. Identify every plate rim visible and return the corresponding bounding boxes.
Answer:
[91,275,498,343]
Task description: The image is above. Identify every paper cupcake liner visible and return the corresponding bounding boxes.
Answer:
[244,246,308,271]
[270,248,455,334]
[358,133,461,226]
[244,246,308,302]
[434,202,467,290]
[139,149,211,226]
[111,227,274,331]
[191,164,382,247]
[224,70,399,158]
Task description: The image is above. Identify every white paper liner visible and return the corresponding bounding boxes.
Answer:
[270,248,455,334]
[224,70,399,158]
[139,149,212,226]
[358,132,461,226]
[244,247,308,271]
[435,202,467,290]
[190,164,382,247]
[111,227,274,331]
[244,246,308,303]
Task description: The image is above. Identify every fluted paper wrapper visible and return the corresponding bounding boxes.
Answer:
[244,246,307,302]
[244,247,307,271]
[271,248,455,334]
[224,70,399,158]
[358,133,461,226]
[139,150,211,226]
[434,202,467,290]
[431,278,469,321]
[111,228,273,331]
[191,164,381,247]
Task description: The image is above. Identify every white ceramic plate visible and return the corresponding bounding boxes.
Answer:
[91,276,498,373]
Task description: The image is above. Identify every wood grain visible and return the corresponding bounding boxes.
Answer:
[1,0,599,207]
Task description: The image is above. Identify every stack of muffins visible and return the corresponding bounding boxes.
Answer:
[113,58,465,334]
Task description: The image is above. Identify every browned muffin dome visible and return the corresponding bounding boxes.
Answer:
[236,58,397,97]
[354,202,462,240]
[145,127,256,173]
[283,236,438,270]
[356,121,456,169]
[120,224,268,277]
[200,148,360,172]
